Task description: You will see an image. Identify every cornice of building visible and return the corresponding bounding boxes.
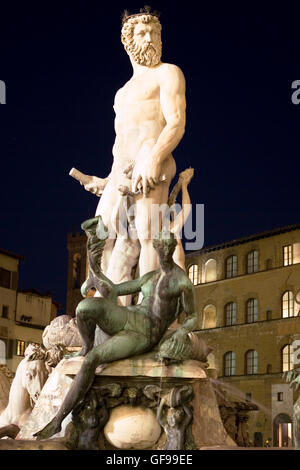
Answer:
[186,222,300,257]
[0,248,25,261]
[18,288,62,308]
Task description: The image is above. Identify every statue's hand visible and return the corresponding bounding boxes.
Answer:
[132,156,162,196]
[157,329,189,363]
[83,176,108,197]
[172,327,188,341]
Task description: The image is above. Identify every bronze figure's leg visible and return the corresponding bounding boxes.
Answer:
[68,297,128,357]
[34,326,149,440]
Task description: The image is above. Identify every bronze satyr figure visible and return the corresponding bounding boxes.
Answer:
[34,216,197,440]
[157,404,192,450]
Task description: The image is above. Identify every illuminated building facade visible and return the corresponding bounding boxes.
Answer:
[186,223,300,447]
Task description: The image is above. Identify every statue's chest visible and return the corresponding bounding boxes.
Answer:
[115,77,160,109]
[149,274,177,300]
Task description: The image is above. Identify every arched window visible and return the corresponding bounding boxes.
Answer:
[247,298,258,323]
[188,264,198,286]
[204,259,217,283]
[246,350,258,375]
[282,291,294,318]
[226,255,237,278]
[282,345,293,372]
[73,253,82,289]
[224,351,236,376]
[207,352,216,369]
[202,304,217,329]
[247,250,259,273]
[225,302,237,326]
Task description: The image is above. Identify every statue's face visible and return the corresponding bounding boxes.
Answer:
[122,17,162,67]
[153,233,177,263]
[167,408,184,427]
[132,22,161,65]
[24,359,49,405]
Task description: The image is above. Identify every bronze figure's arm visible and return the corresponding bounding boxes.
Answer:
[115,270,157,297]
[174,285,198,339]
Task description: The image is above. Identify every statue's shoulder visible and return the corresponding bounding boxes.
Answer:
[174,265,193,289]
[114,85,125,103]
[157,63,185,91]
[158,63,185,79]
[159,63,184,73]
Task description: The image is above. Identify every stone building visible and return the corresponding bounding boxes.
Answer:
[0,249,59,372]
[186,223,300,447]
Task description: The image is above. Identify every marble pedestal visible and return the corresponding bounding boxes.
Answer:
[17,352,235,450]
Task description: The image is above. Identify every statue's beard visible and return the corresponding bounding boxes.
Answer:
[127,40,162,67]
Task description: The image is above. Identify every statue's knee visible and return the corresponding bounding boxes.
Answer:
[76,301,89,320]
[76,298,106,323]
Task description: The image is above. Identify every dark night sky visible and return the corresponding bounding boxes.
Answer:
[0,1,299,311]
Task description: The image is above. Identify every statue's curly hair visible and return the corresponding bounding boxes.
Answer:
[25,343,65,369]
[121,14,162,48]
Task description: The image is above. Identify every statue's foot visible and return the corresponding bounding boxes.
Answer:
[33,418,61,440]
[179,168,194,186]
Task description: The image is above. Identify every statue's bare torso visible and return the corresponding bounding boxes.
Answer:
[137,266,187,345]
[113,65,174,170]
[96,63,183,218]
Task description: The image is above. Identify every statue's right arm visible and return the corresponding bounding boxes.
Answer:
[69,168,111,196]
[84,175,111,197]
[172,284,198,340]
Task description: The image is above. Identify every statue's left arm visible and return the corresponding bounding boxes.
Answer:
[132,65,186,194]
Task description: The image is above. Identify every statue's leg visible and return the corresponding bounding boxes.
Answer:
[95,182,120,276]
[34,329,149,440]
[135,187,169,276]
[105,237,140,306]
[72,297,129,357]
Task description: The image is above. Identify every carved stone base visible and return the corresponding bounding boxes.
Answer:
[0,438,68,450]
[16,351,235,449]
